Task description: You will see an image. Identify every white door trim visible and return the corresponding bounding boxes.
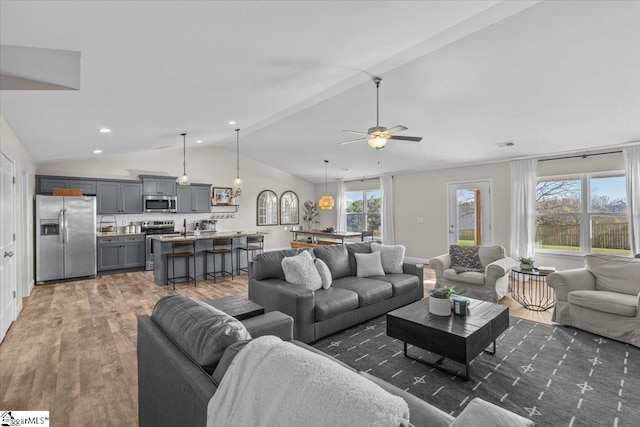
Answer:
[1,150,17,343]
[446,179,494,247]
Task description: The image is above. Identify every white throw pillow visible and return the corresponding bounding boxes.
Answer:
[371,242,406,274]
[355,251,386,278]
[281,250,322,291]
[315,258,332,289]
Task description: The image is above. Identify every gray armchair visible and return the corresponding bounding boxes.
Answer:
[429,245,516,302]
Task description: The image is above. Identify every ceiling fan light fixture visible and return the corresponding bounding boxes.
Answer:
[368,136,387,149]
[176,132,190,186]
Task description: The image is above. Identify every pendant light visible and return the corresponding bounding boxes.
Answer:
[233,128,243,189]
[318,160,334,210]
[176,133,190,186]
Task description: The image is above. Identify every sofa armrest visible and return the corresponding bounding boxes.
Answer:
[547,268,596,302]
[429,253,450,286]
[485,257,517,285]
[248,278,315,343]
[402,262,424,282]
[242,311,294,341]
[450,398,534,427]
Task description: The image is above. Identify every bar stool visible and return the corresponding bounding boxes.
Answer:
[166,241,196,289]
[204,237,234,282]
[237,235,264,274]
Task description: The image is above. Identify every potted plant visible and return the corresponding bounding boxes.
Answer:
[303,201,320,230]
[429,286,455,316]
[518,257,535,270]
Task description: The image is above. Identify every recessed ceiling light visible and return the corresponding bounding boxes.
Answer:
[196,140,203,144]
[228,121,236,125]
[342,168,351,172]
[495,141,515,147]
[93,149,102,154]
[99,128,111,133]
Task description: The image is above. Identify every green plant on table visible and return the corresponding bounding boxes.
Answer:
[303,200,320,230]
[430,286,455,299]
[518,257,534,265]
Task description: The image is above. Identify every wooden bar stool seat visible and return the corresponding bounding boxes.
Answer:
[237,235,264,274]
[204,237,234,282]
[166,240,196,289]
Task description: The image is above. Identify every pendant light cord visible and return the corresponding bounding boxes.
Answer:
[181,133,187,174]
[236,129,240,179]
[324,160,329,193]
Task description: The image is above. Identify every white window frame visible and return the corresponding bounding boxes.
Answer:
[345,188,382,238]
[536,170,628,256]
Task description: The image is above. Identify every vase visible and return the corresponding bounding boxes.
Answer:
[429,296,452,316]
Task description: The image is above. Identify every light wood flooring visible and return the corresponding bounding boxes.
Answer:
[0,267,551,426]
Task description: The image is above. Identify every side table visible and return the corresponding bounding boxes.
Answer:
[205,295,265,320]
[510,267,556,311]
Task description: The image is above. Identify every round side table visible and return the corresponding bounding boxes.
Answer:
[510,267,556,311]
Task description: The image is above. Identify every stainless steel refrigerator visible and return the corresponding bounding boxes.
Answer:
[36,195,97,283]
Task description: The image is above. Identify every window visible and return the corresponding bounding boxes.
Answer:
[535,173,629,255]
[256,190,278,226]
[279,191,299,225]
[346,189,381,238]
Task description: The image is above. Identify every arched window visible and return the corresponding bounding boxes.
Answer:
[280,191,299,225]
[257,190,278,226]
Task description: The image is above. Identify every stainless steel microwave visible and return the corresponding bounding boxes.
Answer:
[143,195,177,213]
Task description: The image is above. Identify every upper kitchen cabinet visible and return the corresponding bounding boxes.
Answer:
[97,181,143,214]
[37,176,97,195]
[177,184,211,213]
[140,175,177,196]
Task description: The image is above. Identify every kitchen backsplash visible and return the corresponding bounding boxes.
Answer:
[96,212,240,233]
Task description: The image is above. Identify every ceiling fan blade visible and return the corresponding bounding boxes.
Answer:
[388,135,422,142]
[338,137,367,145]
[386,125,408,135]
[343,130,369,136]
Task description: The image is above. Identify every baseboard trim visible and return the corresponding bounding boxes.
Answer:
[27,279,35,296]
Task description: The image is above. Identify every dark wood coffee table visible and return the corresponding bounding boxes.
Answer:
[387,297,509,380]
[205,295,264,320]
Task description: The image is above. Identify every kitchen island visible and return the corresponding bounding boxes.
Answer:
[151,231,265,286]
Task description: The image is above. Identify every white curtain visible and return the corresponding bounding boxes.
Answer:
[380,175,395,244]
[624,146,640,256]
[509,159,538,260]
[335,180,346,232]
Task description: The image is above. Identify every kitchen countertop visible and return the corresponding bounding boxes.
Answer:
[97,231,146,237]
[151,230,265,242]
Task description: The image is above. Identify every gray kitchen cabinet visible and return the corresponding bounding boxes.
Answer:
[177,184,211,213]
[141,176,177,196]
[38,176,97,195]
[97,181,142,214]
[97,235,145,271]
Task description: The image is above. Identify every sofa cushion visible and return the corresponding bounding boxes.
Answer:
[451,397,534,427]
[212,340,250,386]
[355,252,386,278]
[347,241,373,275]
[586,254,640,296]
[251,249,299,280]
[332,276,393,306]
[315,258,333,289]
[151,295,251,370]
[314,287,360,321]
[568,290,638,317]
[450,245,483,273]
[314,244,351,280]
[443,269,485,285]
[282,250,322,291]
[370,274,420,297]
[371,243,406,274]
[478,245,506,268]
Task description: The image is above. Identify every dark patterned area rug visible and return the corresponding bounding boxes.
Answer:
[312,316,640,427]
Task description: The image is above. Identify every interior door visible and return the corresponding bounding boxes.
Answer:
[447,180,493,247]
[1,151,16,342]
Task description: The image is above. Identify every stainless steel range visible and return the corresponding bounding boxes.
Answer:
[142,220,180,270]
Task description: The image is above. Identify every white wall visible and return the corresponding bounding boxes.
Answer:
[0,116,37,300]
[37,145,316,250]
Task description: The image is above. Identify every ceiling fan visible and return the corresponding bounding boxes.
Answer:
[339,76,422,150]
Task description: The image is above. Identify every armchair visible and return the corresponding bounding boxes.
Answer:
[429,245,516,302]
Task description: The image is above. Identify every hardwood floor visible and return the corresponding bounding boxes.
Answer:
[1,267,551,426]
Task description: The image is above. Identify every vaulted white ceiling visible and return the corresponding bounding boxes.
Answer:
[1,1,639,183]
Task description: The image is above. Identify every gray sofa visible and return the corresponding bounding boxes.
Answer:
[248,242,424,343]
[137,295,534,427]
[547,253,640,348]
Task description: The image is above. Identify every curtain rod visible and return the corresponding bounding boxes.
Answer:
[538,150,622,162]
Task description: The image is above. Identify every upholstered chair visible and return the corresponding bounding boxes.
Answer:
[429,245,517,302]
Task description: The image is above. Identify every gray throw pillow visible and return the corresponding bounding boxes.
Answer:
[315,258,332,289]
[355,251,386,278]
[449,245,483,273]
[281,250,322,291]
[371,242,405,274]
[151,295,252,370]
